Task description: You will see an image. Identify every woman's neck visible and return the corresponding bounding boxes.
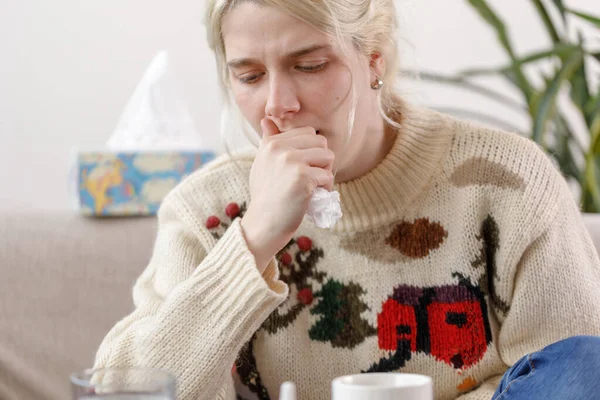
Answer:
[335,118,397,183]
[330,104,453,233]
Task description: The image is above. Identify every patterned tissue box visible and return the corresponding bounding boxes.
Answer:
[76,151,216,216]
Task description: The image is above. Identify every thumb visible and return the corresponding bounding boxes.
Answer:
[260,118,280,138]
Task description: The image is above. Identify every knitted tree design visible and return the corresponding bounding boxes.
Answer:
[205,201,248,240]
[470,214,510,316]
[309,279,377,349]
[235,333,270,400]
[261,236,326,334]
[212,213,375,399]
[238,235,327,400]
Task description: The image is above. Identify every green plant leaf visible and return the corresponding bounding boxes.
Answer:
[588,94,600,122]
[466,0,534,102]
[401,70,526,112]
[552,0,568,24]
[568,36,591,124]
[531,0,561,43]
[502,69,519,87]
[530,67,558,121]
[532,51,585,145]
[519,43,579,64]
[591,112,600,155]
[429,107,524,133]
[582,156,600,212]
[468,0,515,57]
[459,44,579,77]
[584,97,600,209]
[553,127,582,181]
[570,62,591,122]
[566,8,600,27]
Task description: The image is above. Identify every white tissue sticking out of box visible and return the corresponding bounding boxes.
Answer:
[306,187,343,229]
[107,50,203,150]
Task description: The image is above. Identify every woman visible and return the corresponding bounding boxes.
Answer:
[94,0,600,399]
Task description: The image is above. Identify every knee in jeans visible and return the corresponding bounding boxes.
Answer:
[547,335,600,361]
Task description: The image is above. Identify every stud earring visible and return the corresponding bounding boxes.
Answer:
[371,77,384,90]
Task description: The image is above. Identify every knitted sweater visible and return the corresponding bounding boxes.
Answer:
[94,104,600,400]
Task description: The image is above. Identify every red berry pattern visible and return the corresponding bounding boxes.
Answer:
[206,216,220,229]
[297,288,314,305]
[297,236,313,252]
[226,202,241,219]
[281,252,292,266]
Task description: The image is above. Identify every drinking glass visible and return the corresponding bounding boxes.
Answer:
[70,368,176,400]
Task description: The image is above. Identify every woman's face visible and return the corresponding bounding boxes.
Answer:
[221,2,383,173]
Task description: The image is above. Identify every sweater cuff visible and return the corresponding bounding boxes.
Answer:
[262,257,282,288]
[187,218,288,331]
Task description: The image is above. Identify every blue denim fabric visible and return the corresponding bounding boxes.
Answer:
[491,336,600,400]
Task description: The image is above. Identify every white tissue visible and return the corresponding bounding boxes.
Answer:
[306,187,343,229]
[107,50,203,150]
[279,382,297,400]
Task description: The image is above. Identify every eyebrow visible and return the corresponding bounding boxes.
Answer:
[226,44,332,69]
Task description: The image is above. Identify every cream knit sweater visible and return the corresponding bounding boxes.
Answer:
[94,104,600,400]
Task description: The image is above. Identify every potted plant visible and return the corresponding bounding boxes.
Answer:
[407,1,599,220]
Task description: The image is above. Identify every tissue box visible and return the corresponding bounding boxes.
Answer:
[77,151,216,216]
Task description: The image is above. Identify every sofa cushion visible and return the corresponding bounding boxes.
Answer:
[0,212,156,400]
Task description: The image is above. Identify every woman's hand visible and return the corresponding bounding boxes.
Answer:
[241,118,335,272]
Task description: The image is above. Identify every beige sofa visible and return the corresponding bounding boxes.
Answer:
[1,211,600,400]
[0,212,157,400]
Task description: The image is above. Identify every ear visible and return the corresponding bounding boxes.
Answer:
[369,52,386,80]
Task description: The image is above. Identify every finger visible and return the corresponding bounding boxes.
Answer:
[260,118,280,138]
[273,126,317,139]
[285,126,318,136]
[300,148,335,170]
[310,167,334,191]
[278,133,328,150]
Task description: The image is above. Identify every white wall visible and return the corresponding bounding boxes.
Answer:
[0,0,598,211]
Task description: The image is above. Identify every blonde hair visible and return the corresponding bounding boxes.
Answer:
[205,0,403,150]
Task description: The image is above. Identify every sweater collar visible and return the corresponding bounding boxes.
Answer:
[332,104,453,233]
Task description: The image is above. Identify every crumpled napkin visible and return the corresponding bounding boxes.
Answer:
[305,187,343,229]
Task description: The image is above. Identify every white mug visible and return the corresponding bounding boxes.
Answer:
[331,373,433,400]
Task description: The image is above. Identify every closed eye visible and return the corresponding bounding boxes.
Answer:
[237,62,328,84]
[238,72,265,84]
[296,63,328,73]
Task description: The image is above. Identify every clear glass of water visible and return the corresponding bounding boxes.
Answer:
[70,368,176,399]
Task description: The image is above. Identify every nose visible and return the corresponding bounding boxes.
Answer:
[264,74,301,119]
